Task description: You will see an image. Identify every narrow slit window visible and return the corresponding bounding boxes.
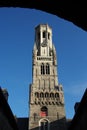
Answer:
[46,63,50,74]
[41,63,45,75]
[48,32,50,39]
[43,31,46,38]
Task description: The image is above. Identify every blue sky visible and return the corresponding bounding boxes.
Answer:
[0,7,87,119]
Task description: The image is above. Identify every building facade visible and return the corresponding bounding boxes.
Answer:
[29,24,66,130]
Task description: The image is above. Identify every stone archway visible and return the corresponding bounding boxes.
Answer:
[39,118,50,130]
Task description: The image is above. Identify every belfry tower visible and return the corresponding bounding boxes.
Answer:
[29,24,66,130]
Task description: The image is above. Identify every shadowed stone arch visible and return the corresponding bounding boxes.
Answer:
[39,118,50,123]
[0,1,87,31]
[39,118,50,130]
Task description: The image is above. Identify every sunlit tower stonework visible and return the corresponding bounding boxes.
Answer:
[29,24,66,130]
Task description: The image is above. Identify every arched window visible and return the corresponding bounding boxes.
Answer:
[40,106,48,117]
[45,92,49,98]
[40,92,44,98]
[41,63,45,75]
[55,93,59,98]
[50,93,54,98]
[35,92,39,98]
[46,63,50,74]
[39,118,50,130]
[43,31,46,38]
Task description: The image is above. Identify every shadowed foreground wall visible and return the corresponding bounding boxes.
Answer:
[68,88,87,130]
[0,88,18,130]
[0,111,13,130]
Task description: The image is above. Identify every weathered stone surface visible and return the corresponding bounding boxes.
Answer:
[29,24,66,130]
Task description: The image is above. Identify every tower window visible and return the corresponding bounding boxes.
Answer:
[55,86,59,91]
[40,106,48,117]
[40,92,44,98]
[46,63,50,74]
[43,31,46,38]
[50,93,54,98]
[35,92,39,98]
[55,93,59,98]
[40,119,49,130]
[48,32,50,39]
[41,63,45,75]
[45,92,49,98]
[41,63,50,75]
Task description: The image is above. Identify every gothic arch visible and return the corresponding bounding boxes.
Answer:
[39,118,50,124]
[50,93,54,98]
[35,92,39,98]
[45,92,49,98]
[46,63,50,74]
[55,93,59,98]
[40,92,44,98]
[41,63,45,75]
[39,118,50,130]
